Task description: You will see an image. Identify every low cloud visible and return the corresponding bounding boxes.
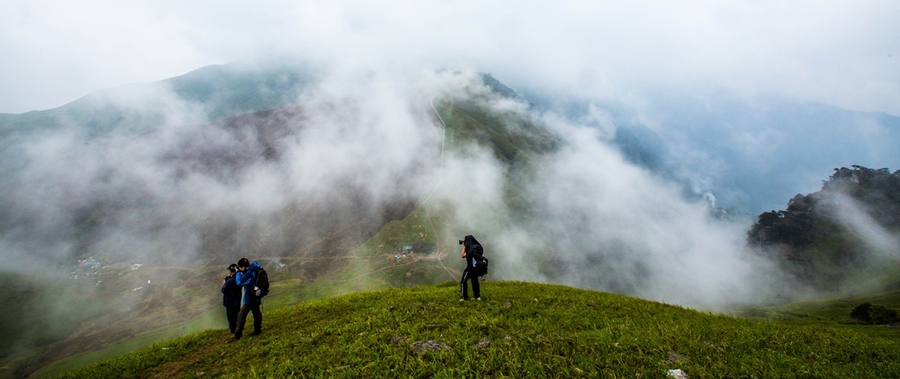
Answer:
[2,1,899,115]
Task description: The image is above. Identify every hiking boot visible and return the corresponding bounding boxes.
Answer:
[459,298,466,302]
[476,297,481,301]
[250,331,262,337]
[227,337,240,344]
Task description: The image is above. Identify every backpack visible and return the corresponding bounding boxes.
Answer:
[254,267,270,298]
[474,255,489,277]
[465,235,489,277]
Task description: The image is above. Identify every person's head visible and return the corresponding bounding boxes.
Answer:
[228,263,238,275]
[237,258,250,272]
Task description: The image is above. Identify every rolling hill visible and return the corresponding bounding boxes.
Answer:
[53,282,900,378]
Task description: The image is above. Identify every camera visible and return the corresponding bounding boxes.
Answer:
[458,240,464,245]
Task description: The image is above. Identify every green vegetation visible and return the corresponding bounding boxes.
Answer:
[736,283,900,339]
[31,309,223,379]
[850,303,899,325]
[748,165,900,289]
[60,282,900,378]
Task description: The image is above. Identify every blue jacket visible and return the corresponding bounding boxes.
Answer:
[234,261,262,305]
[221,275,242,308]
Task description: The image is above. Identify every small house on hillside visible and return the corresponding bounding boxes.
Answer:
[399,242,436,254]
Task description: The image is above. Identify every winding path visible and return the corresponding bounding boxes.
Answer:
[427,97,457,281]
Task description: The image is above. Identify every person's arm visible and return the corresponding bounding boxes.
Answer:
[234,271,253,286]
[461,245,466,258]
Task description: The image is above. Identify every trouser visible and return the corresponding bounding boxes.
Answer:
[234,303,262,339]
[225,305,240,334]
[460,268,480,300]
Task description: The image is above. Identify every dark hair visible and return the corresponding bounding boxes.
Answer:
[237,258,250,268]
[228,263,238,272]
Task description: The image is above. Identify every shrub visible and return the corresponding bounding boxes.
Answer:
[850,303,900,325]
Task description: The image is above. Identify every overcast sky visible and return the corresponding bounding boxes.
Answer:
[1,0,898,115]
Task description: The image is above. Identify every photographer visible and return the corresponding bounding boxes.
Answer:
[459,235,483,301]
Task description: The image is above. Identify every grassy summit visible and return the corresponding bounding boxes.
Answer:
[60,282,900,378]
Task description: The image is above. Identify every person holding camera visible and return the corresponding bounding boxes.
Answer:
[459,235,483,301]
[221,263,242,334]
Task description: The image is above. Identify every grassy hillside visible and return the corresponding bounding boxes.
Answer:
[57,282,900,378]
[735,266,900,339]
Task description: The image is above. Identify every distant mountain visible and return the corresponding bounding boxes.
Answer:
[521,90,900,214]
[6,64,897,216]
[748,165,900,290]
[0,63,313,139]
[639,94,900,214]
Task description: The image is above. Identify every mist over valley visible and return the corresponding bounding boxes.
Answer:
[1,2,899,377]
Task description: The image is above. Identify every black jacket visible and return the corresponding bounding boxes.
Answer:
[462,235,483,270]
[221,275,242,308]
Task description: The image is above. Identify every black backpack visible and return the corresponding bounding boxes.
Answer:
[475,255,489,277]
[465,235,489,277]
[254,267,270,298]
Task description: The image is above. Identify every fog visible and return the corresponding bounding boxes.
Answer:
[1,2,899,370]
[3,1,898,216]
[0,67,789,312]
[2,1,898,115]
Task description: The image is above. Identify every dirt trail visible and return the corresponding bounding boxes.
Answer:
[427,97,457,281]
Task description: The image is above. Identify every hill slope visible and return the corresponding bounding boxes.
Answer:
[748,165,900,290]
[57,282,900,378]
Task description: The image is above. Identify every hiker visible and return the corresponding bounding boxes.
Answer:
[229,258,263,342]
[221,263,242,334]
[459,235,482,301]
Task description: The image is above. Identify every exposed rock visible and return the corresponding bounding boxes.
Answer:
[410,340,452,355]
[475,337,491,349]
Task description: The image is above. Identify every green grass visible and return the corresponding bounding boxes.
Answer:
[59,282,900,378]
[737,288,900,338]
[31,309,224,379]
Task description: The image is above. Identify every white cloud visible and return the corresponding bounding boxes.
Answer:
[1,1,898,114]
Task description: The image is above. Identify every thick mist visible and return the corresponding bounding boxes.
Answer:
[405,76,784,309]
[0,68,789,312]
[1,70,445,279]
[0,69,456,366]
